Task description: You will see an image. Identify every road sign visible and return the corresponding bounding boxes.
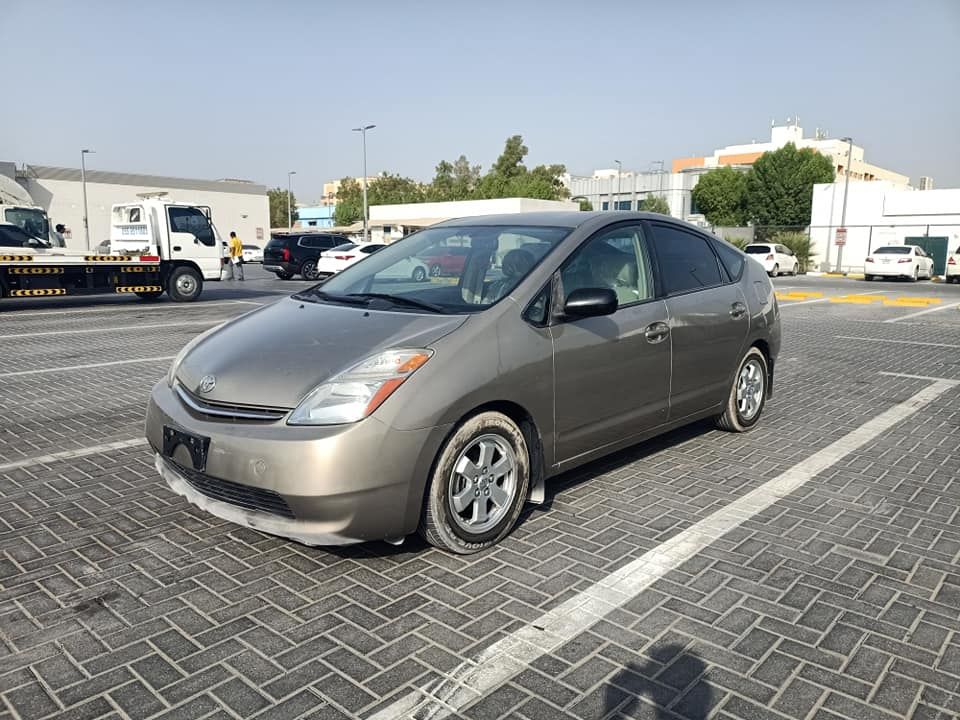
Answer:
[835,227,847,246]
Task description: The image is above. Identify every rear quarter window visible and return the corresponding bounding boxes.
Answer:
[712,239,746,280]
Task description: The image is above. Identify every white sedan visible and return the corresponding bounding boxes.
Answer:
[242,244,263,263]
[864,245,934,282]
[314,243,429,282]
[946,244,960,284]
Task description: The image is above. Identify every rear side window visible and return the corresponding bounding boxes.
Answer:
[712,239,745,280]
[267,235,290,248]
[650,224,722,295]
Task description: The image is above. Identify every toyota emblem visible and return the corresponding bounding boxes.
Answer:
[198,375,217,394]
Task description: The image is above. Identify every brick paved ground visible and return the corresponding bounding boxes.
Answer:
[2,271,960,719]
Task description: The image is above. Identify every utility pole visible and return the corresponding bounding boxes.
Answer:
[80,149,95,251]
[835,137,854,273]
[352,124,376,241]
[287,171,296,230]
[614,160,622,210]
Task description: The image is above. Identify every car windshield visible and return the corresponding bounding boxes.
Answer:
[874,246,911,254]
[312,224,570,313]
[744,245,771,254]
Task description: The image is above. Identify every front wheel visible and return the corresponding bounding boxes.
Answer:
[412,266,427,282]
[716,347,768,433]
[167,266,203,303]
[301,260,320,281]
[419,412,530,554]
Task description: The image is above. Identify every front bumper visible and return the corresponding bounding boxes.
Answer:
[146,380,450,545]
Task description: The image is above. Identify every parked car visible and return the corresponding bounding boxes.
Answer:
[947,245,960,284]
[148,212,780,554]
[263,232,352,280]
[313,243,398,281]
[744,243,799,277]
[864,245,934,282]
[420,245,470,276]
[242,244,263,263]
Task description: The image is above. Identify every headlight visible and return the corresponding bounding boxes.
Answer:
[167,323,225,386]
[288,348,433,425]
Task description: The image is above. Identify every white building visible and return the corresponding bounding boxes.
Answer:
[810,182,960,273]
[4,162,269,250]
[364,198,580,242]
[561,169,703,223]
[673,121,911,187]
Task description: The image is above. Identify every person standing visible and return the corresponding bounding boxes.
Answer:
[51,224,67,247]
[228,231,244,280]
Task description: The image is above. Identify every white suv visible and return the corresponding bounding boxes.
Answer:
[744,243,799,277]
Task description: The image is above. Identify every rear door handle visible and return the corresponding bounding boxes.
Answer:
[730,302,747,319]
[644,322,669,344]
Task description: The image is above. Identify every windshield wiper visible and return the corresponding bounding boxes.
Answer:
[347,292,445,313]
[293,289,367,305]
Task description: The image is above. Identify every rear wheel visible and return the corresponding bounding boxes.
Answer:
[275,271,294,280]
[301,260,320,281]
[167,266,203,303]
[769,264,779,277]
[911,266,919,282]
[430,264,442,277]
[412,266,427,282]
[792,262,799,276]
[716,347,768,433]
[419,412,530,554]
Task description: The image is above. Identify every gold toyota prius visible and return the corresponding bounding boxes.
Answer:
[147,212,780,554]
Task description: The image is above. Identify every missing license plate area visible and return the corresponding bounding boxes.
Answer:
[163,425,210,471]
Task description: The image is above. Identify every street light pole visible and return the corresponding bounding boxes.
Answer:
[836,137,854,273]
[352,124,376,241]
[287,171,296,230]
[80,149,95,251]
[652,160,664,195]
[614,160,622,210]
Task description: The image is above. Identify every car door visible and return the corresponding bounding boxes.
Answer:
[166,206,221,279]
[551,223,671,465]
[648,221,749,421]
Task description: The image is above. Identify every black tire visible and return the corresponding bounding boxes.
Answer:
[430,264,442,277]
[864,274,873,281]
[792,263,799,276]
[412,266,427,282]
[301,260,319,281]
[769,264,779,278]
[135,291,164,301]
[419,411,530,554]
[166,266,203,303]
[715,346,768,433]
[275,271,294,280]
[911,266,919,282]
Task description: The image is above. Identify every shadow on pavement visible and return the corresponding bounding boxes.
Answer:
[603,645,713,719]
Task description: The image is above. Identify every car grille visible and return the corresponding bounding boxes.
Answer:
[166,458,295,519]
[175,383,289,422]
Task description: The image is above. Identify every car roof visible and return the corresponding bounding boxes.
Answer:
[434,211,678,229]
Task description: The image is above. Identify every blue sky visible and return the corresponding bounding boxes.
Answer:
[2,0,958,201]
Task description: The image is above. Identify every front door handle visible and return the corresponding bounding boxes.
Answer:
[644,322,670,344]
[173,245,182,252]
[730,302,747,319]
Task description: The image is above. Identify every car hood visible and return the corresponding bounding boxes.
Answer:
[176,297,468,409]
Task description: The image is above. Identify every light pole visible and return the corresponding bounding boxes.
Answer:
[835,137,854,273]
[614,160,622,210]
[80,149,95,250]
[652,160,664,195]
[352,124,375,241]
[287,171,296,230]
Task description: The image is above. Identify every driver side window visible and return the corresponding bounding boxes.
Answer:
[560,225,652,307]
[168,207,215,247]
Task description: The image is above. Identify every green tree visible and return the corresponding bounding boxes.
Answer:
[639,194,671,215]
[332,178,364,227]
[746,143,834,229]
[475,135,569,201]
[367,173,427,205]
[577,199,593,211]
[691,167,748,226]
[267,187,299,228]
[429,155,481,201]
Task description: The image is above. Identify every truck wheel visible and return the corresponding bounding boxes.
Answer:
[167,267,203,302]
[136,291,164,301]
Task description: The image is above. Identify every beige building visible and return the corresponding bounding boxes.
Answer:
[673,121,911,187]
[9,163,269,250]
[320,177,378,206]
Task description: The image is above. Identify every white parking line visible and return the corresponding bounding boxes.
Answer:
[884,302,960,323]
[368,377,958,720]
[1,320,219,340]
[0,438,148,474]
[835,336,960,349]
[879,371,960,382]
[6,300,261,318]
[0,356,175,379]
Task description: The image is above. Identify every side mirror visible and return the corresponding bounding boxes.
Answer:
[563,287,618,319]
